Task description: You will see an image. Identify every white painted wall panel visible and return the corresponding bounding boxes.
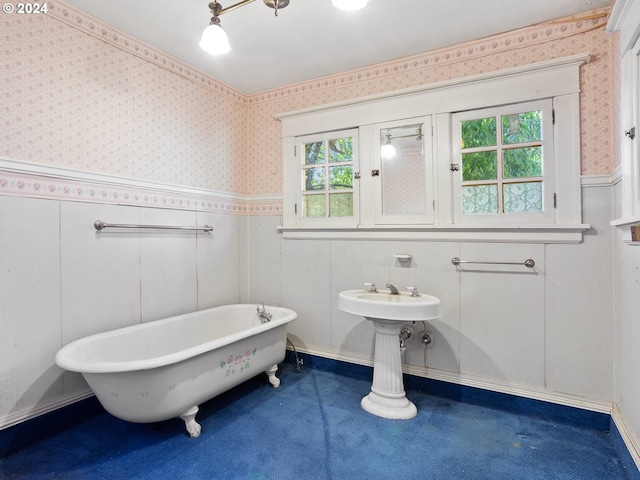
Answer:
[60,202,142,343]
[613,221,640,447]
[139,208,198,322]
[330,240,389,360]
[196,212,240,308]
[389,242,461,372]
[546,186,613,401]
[245,216,282,305]
[456,243,546,387]
[280,238,332,352]
[0,196,63,419]
[60,202,142,394]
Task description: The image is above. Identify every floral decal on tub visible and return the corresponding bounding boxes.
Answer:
[221,348,257,377]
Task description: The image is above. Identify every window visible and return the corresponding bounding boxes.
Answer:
[296,129,359,227]
[452,100,554,224]
[279,55,587,242]
[372,117,434,224]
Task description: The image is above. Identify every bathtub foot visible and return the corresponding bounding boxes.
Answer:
[266,364,280,388]
[179,406,201,438]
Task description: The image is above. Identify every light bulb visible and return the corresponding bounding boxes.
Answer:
[199,23,231,55]
[332,0,369,11]
[381,143,396,159]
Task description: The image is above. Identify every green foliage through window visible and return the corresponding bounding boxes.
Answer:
[459,108,544,215]
[301,134,354,219]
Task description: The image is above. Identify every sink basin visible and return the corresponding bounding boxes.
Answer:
[338,289,441,321]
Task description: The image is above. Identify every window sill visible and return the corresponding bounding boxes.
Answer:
[278,224,591,243]
[611,216,640,245]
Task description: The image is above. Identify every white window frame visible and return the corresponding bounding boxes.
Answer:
[370,116,435,225]
[278,54,590,243]
[452,99,554,225]
[286,128,359,228]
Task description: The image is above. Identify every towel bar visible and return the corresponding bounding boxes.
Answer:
[451,257,535,268]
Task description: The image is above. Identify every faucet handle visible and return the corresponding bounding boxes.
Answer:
[406,286,420,297]
[364,282,377,292]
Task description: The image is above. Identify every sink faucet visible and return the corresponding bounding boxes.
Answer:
[386,283,399,294]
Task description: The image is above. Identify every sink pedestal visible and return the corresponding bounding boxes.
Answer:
[337,288,441,420]
[362,318,417,419]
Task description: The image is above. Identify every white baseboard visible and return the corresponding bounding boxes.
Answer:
[0,389,94,431]
[289,345,613,414]
[612,403,640,471]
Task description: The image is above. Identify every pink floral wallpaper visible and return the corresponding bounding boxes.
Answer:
[1,2,615,199]
[246,8,615,195]
[2,3,247,193]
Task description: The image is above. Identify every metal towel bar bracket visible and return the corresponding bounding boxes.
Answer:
[451,257,535,268]
[94,221,213,233]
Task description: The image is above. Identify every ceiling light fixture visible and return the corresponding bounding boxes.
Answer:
[200,0,368,55]
[200,0,290,55]
[332,0,369,11]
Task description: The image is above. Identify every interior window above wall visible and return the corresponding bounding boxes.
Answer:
[452,99,554,225]
[295,129,359,228]
[278,54,590,243]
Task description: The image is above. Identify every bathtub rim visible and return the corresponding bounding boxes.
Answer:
[55,304,296,374]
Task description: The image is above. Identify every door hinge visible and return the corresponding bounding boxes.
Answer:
[294,203,297,215]
[553,193,557,209]
[294,145,297,156]
[450,164,460,172]
[552,109,556,125]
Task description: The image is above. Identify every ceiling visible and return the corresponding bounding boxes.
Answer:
[62,0,611,95]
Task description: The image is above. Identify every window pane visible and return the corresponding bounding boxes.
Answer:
[502,111,541,144]
[303,195,326,217]
[462,185,498,214]
[504,182,543,213]
[303,167,325,191]
[329,138,353,163]
[329,193,353,217]
[503,147,542,178]
[304,142,325,165]
[461,117,496,148]
[462,151,497,181]
[329,166,352,190]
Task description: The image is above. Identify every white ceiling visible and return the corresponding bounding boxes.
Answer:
[62,0,611,95]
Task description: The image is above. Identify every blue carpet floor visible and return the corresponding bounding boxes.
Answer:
[0,357,638,479]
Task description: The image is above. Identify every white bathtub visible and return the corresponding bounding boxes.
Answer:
[55,304,296,437]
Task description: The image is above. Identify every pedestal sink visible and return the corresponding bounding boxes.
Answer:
[338,289,441,419]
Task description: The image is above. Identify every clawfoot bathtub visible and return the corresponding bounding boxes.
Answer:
[55,304,296,437]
